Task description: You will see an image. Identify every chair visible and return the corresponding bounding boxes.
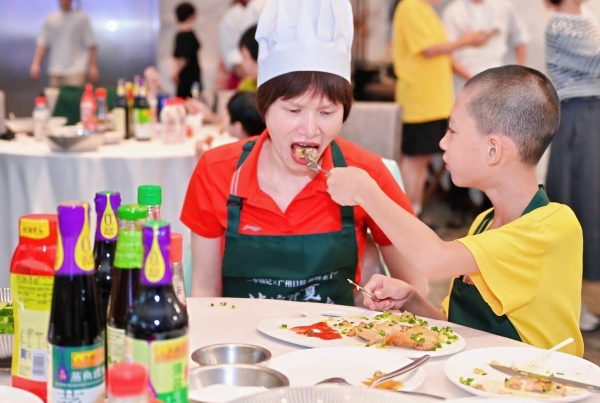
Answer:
[338,101,402,167]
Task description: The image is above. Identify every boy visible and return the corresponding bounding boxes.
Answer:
[172,2,202,98]
[326,65,584,356]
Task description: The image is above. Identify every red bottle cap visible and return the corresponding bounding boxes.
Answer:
[165,98,177,106]
[170,232,183,263]
[107,362,148,397]
[84,83,93,92]
[18,214,58,244]
[35,96,46,106]
[95,87,107,99]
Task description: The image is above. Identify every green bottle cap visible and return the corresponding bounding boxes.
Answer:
[117,204,148,221]
[137,185,162,206]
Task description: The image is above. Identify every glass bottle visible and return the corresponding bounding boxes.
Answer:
[94,191,121,328]
[170,232,186,307]
[80,83,97,133]
[114,79,130,139]
[107,362,148,403]
[137,185,161,220]
[125,221,189,403]
[95,87,108,133]
[106,204,147,366]
[133,76,152,141]
[32,96,50,142]
[47,202,104,402]
[10,214,58,402]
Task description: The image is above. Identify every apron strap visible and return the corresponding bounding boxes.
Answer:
[330,140,355,228]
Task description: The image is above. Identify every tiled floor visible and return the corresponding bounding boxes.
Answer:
[422,195,600,365]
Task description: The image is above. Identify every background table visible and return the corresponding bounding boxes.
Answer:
[0,127,222,287]
[1,298,598,401]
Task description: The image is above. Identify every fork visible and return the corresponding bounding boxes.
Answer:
[304,153,330,176]
[522,337,574,372]
[347,279,381,302]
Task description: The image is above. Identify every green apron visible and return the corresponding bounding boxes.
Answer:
[221,140,358,306]
[448,187,550,341]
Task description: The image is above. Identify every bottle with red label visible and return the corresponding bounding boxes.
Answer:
[81,83,97,133]
[48,202,105,403]
[10,214,58,402]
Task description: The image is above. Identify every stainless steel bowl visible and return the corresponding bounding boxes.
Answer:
[189,364,289,390]
[46,130,105,152]
[191,343,271,366]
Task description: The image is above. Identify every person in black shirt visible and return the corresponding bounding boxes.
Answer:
[172,2,202,98]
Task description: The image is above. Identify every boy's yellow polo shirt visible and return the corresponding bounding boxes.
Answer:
[392,0,453,123]
[442,203,584,357]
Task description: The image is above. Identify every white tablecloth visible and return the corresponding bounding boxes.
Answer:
[1,298,598,402]
[0,127,223,287]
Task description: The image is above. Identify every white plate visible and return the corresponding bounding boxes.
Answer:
[0,386,44,403]
[299,304,373,318]
[257,316,465,358]
[267,347,426,390]
[444,346,600,402]
[229,385,433,403]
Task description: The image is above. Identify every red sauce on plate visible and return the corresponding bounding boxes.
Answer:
[291,322,342,340]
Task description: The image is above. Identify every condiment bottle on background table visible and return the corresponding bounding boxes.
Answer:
[10,214,58,402]
[95,87,108,133]
[126,80,135,138]
[170,232,186,307]
[107,362,148,403]
[81,83,97,133]
[32,96,50,142]
[133,76,152,141]
[113,79,130,139]
[94,191,121,329]
[106,204,147,366]
[137,185,162,220]
[48,202,105,403]
[126,221,189,403]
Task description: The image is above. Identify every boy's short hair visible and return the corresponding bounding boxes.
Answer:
[463,65,560,165]
[256,71,353,122]
[228,91,266,136]
[176,2,195,23]
[239,25,259,62]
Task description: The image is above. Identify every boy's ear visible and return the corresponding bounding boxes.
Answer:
[487,134,503,166]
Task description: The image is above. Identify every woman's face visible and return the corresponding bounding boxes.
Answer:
[263,91,344,174]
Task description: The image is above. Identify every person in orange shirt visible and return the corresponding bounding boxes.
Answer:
[180,0,427,305]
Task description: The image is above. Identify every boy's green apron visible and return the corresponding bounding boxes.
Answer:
[221,140,358,306]
[448,187,550,341]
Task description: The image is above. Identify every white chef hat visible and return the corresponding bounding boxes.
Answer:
[255,0,354,87]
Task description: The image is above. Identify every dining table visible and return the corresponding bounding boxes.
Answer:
[2,298,597,402]
[0,125,226,288]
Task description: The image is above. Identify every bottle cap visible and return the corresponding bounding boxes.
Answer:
[95,87,107,99]
[117,204,148,221]
[35,96,46,106]
[170,232,183,263]
[107,362,148,398]
[84,83,93,92]
[18,214,57,244]
[138,184,162,206]
[165,98,177,106]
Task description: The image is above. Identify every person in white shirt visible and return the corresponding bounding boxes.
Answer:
[442,0,529,228]
[30,0,98,87]
[215,0,266,90]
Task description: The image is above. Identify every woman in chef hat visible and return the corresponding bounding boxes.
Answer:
[181,0,426,305]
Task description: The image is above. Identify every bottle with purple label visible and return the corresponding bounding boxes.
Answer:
[125,220,188,403]
[48,202,105,403]
[93,191,121,327]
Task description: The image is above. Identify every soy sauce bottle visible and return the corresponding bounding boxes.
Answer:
[93,191,121,327]
[106,204,147,366]
[125,221,188,403]
[48,202,104,403]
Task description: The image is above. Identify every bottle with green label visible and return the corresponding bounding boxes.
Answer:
[94,191,121,327]
[126,220,189,403]
[106,204,147,366]
[48,202,105,403]
[137,185,162,221]
[133,76,152,141]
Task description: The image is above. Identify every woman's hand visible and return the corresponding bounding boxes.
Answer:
[362,274,417,312]
[326,166,377,206]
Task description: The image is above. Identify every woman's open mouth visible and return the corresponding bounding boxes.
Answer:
[291,143,319,165]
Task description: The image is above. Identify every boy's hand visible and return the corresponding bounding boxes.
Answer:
[363,274,416,312]
[326,166,376,206]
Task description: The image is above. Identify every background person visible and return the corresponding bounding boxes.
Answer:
[544,0,600,332]
[326,66,583,356]
[442,0,529,228]
[30,0,98,87]
[172,2,202,98]
[181,0,428,305]
[391,0,490,223]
